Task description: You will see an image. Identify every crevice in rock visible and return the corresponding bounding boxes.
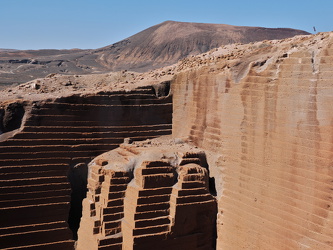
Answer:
[197,152,217,196]
[67,162,88,240]
[152,80,171,97]
[0,102,25,134]
[0,107,4,134]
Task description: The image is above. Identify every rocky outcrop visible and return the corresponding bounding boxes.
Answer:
[76,139,217,250]
[172,32,333,249]
[0,85,172,249]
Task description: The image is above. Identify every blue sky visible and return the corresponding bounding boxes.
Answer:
[0,0,332,50]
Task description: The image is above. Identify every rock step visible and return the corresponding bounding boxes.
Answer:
[100,183,128,193]
[0,182,70,194]
[102,212,124,222]
[176,199,217,208]
[0,202,69,228]
[0,189,70,202]
[138,187,173,197]
[53,92,158,104]
[30,104,172,118]
[132,231,168,245]
[132,224,170,236]
[24,118,172,127]
[47,99,172,108]
[0,139,120,147]
[0,176,68,187]
[1,240,75,250]
[134,216,170,229]
[25,108,172,126]
[98,243,122,250]
[179,181,206,189]
[22,119,104,126]
[0,149,108,160]
[141,166,174,175]
[22,124,172,133]
[137,194,171,205]
[0,194,70,208]
[0,156,93,167]
[135,232,204,250]
[27,104,172,118]
[0,164,68,174]
[126,193,171,205]
[11,131,169,140]
[104,176,131,185]
[60,90,154,98]
[177,187,208,196]
[33,103,169,114]
[102,198,124,207]
[103,219,122,230]
[0,169,69,180]
[179,158,202,166]
[134,210,169,221]
[41,101,172,110]
[0,226,72,249]
[0,221,68,237]
[102,205,124,216]
[172,193,214,204]
[144,161,171,168]
[136,202,170,213]
[181,173,206,182]
[138,173,175,189]
[31,100,170,113]
[0,157,70,167]
[102,221,122,236]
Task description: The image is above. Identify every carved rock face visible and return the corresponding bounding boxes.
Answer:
[76,141,217,250]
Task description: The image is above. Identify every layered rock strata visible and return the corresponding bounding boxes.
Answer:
[0,86,172,249]
[172,32,333,249]
[1,30,333,250]
[77,139,217,250]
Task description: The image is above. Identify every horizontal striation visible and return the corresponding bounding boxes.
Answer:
[172,36,333,249]
[0,88,172,249]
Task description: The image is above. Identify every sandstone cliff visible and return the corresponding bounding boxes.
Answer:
[172,32,333,249]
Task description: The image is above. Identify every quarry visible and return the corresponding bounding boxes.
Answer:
[0,29,332,250]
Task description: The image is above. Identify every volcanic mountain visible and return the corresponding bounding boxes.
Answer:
[0,21,310,86]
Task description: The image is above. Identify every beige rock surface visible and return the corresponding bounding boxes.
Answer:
[172,32,333,249]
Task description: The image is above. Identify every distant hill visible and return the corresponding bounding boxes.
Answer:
[0,49,18,52]
[0,21,310,85]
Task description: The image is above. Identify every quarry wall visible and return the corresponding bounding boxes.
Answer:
[0,86,172,249]
[76,142,217,250]
[1,32,333,250]
[172,33,333,249]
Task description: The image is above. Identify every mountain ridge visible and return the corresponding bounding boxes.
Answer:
[0,21,310,86]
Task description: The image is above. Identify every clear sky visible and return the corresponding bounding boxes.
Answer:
[0,0,332,50]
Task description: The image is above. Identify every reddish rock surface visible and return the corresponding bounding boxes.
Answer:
[76,138,217,250]
[0,85,172,249]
